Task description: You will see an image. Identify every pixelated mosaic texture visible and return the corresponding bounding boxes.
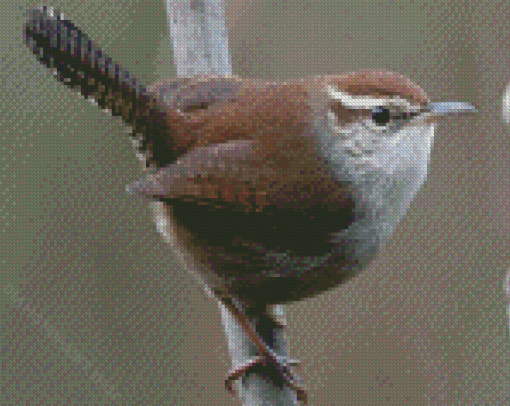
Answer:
[1,0,510,404]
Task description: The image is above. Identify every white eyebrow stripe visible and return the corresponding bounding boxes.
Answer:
[327,86,414,111]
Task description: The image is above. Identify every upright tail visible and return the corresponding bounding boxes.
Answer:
[23,5,186,168]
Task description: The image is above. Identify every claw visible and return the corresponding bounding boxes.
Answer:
[225,356,300,391]
[225,355,265,393]
[219,295,308,403]
[225,354,308,404]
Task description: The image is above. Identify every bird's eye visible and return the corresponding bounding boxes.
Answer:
[372,106,391,126]
[363,105,418,134]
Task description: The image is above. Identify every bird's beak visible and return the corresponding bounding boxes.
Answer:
[422,102,477,124]
[428,102,477,116]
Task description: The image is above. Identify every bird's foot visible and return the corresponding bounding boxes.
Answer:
[225,355,307,404]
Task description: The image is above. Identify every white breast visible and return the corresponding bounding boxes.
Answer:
[318,121,436,267]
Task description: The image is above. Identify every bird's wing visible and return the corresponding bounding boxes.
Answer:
[127,139,356,258]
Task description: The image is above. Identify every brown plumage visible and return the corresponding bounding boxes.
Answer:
[27,6,465,403]
[23,5,436,307]
[23,4,363,305]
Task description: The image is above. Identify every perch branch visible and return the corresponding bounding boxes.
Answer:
[164,0,305,404]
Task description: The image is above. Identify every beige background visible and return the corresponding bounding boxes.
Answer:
[0,0,509,404]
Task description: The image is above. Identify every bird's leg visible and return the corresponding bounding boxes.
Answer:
[219,296,308,404]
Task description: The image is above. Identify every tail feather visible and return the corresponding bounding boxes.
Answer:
[23,5,185,168]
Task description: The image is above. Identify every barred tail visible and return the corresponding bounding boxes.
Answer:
[23,5,185,167]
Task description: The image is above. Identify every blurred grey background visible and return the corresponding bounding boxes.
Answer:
[0,0,509,404]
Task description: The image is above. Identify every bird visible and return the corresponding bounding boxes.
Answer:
[23,5,476,403]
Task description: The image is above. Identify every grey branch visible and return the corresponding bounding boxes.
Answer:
[164,0,305,404]
[165,0,231,77]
